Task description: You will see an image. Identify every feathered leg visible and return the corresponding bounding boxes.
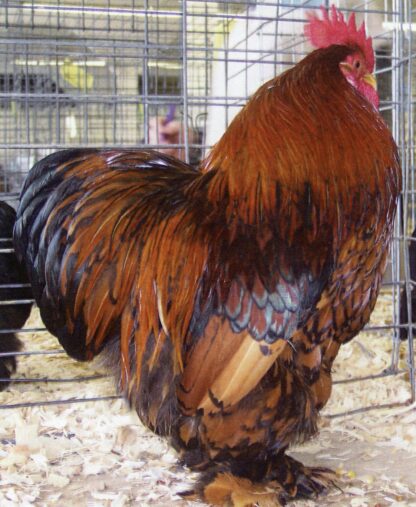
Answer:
[181,451,337,506]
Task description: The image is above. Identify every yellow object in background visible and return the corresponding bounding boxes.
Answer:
[60,60,94,90]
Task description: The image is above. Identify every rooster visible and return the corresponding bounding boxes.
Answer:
[0,201,32,390]
[12,6,400,505]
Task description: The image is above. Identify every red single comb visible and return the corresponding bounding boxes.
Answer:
[304,5,374,72]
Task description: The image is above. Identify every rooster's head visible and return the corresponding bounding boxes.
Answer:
[304,5,378,108]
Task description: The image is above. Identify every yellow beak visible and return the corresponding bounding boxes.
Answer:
[362,73,377,90]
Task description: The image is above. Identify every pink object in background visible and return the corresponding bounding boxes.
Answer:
[148,105,194,162]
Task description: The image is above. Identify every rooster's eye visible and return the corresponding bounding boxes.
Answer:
[355,61,361,69]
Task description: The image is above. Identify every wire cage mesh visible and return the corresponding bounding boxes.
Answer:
[0,0,414,414]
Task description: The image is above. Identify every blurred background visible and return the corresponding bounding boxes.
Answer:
[0,1,401,188]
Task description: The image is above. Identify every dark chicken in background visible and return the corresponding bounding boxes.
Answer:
[11,6,400,506]
[0,201,32,390]
[399,226,416,340]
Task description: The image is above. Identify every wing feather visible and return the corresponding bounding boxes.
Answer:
[198,330,287,413]
[178,261,324,415]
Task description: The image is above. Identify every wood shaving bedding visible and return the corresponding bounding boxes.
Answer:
[0,295,415,507]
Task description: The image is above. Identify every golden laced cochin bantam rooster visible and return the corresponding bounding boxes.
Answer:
[11,5,400,506]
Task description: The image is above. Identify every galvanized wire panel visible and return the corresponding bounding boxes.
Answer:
[0,0,414,407]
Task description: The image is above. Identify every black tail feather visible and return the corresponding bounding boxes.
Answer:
[400,226,416,341]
